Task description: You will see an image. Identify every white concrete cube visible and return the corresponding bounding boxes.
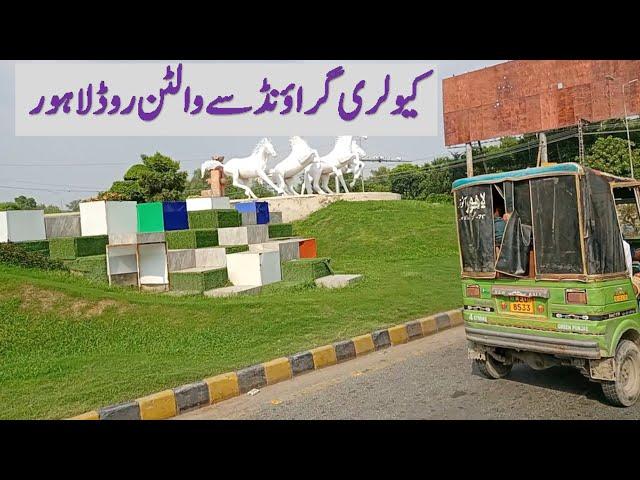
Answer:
[44,212,81,238]
[240,211,257,226]
[80,201,138,237]
[269,212,283,224]
[138,243,169,285]
[0,210,46,243]
[186,197,231,212]
[108,232,165,246]
[167,249,196,272]
[226,250,281,286]
[249,238,301,263]
[217,225,268,246]
[195,247,227,269]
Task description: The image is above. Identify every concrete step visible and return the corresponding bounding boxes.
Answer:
[314,274,363,289]
[203,285,262,298]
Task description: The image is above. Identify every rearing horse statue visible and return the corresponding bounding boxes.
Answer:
[201,138,282,199]
[268,136,319,196]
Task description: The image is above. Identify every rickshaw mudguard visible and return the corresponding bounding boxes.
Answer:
[609,319,640,357]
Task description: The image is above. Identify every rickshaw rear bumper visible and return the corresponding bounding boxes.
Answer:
[465,326,601,359]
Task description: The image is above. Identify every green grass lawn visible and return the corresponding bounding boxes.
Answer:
[0,200,462,419]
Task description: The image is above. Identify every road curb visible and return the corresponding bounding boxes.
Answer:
[69,308,463,420]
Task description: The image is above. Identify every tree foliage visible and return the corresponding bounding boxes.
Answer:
[0,196,62,213]
[100,152,188,203]
[584,136,640,177]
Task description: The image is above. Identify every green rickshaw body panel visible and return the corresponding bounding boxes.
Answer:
[462,277,640,358]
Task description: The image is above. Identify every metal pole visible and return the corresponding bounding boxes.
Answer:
[623,79,638,179]
[466,142,473,177]
[539,132,548,165]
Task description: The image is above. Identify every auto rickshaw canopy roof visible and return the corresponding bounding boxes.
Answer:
[451,162,637,191]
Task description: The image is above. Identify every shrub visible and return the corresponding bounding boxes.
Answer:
[424,193,453,204]
[0,243,66,271]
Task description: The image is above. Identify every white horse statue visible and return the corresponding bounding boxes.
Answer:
[301,136,357,195]
[201,138,283,199]
[333,140,366,192]
[268,136,319,196]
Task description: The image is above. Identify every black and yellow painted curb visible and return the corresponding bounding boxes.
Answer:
[69,308,463,420]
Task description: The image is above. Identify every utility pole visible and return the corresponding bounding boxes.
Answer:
[466,142,473,177]
[538,132,548,166]
[623,79,638,179]
[577,120,585,165]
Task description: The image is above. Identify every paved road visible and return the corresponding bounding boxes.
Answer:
[176,326,640,420]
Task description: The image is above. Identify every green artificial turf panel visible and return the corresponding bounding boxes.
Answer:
[188,209,241,229]
[15,240,50,256]
[49,236,108,260]
[0,201,462,419]
[281,258,333,282]
[169,268,228,292]
[137,202,164,233]
[165,229,218,250]
[222,245,249,254]
[268,223,293,238]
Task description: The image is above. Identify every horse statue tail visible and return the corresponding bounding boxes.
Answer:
[201,159,224,178]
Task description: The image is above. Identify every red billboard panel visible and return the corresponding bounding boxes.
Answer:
[443,60,640,146]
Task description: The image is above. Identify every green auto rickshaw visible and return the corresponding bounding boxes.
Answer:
[453,162,640,406]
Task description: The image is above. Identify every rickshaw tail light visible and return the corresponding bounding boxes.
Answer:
[466,285,480,298]
[566,290,587,305]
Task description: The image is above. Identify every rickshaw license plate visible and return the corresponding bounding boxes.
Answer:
[509,297,534,314]
[614,292,629,302]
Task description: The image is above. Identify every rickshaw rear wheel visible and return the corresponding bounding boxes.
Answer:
[602,340,640,407]
[474,354,512,379]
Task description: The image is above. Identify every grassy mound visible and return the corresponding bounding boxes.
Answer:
[0,200,461,419]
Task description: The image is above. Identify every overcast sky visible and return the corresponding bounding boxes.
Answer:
[0,60,503,206]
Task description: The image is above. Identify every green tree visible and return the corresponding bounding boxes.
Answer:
[137,153,188,202]
[584,136,640,177]
[101,153,188,202]
[13,196,37,210]
[417,157,453,199]
[388,164,425,199]
[66,199,81,212]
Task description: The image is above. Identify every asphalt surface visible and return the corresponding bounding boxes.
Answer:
[176,326,640,420]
